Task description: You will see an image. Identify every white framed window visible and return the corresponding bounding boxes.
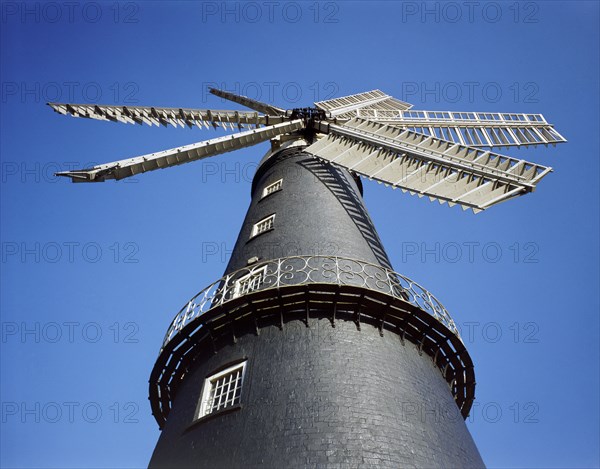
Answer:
[233,265,267,298]
[197,361,247,419]
[250,214,275,238]
[261,178,283,199]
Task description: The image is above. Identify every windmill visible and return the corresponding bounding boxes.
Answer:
[49,88,565,468]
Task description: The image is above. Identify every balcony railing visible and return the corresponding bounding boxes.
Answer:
[162,256,460,349]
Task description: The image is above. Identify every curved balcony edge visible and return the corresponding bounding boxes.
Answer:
[161,256,461,351]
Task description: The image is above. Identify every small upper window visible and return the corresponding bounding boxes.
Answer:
[233,266,267,298]
[250,214,275,238]
[262,179,283,199]
[197,361,247,419]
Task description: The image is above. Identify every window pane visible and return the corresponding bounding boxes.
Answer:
[200,362,246,418]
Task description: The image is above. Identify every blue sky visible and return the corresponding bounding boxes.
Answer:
[1,1,598,467]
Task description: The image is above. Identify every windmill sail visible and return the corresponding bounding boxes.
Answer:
[56,120,304,182]
[315,89,413,117]
[308,118,552,212]
[362,109,566,148]
[209,88,286,116]
[50,87,565,213]
[47,103,286,130]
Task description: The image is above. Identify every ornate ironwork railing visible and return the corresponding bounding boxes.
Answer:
[162,256,460,349]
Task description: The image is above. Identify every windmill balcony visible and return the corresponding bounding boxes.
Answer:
[149,256,475,428]
[162,256,460,347]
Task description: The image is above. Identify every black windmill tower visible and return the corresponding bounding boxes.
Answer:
[49,88,566,468]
